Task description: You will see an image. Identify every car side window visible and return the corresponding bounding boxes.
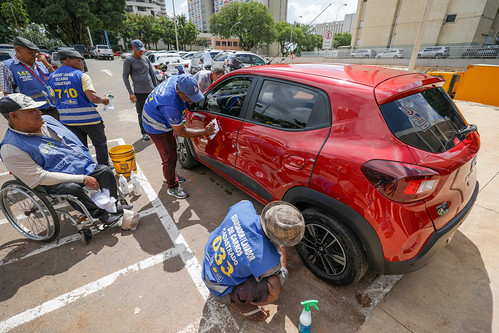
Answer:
[237,54,251,64]
[251,55,265,65]
[205,77,253,117]
[252,81,329,129]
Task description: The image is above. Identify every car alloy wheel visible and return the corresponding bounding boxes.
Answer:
[296,208,368,286]
[176,137,199,169]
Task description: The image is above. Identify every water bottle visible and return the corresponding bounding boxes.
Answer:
[103,91,115,112]
[131,171,142,196]
[118,174,129,195]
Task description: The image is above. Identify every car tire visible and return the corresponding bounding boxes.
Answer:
[176,137,199,169]
[394,55,398,59]
[417,54,421,58]
[296,208,368,286]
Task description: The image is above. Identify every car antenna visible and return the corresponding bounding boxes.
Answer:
[267,3,332,64]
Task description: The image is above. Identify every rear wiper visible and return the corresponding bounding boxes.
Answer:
[456,124,477,139]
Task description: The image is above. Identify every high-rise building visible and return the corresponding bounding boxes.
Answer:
[188,0,287,33]
[351,0,499,48]
[126,0,166,17]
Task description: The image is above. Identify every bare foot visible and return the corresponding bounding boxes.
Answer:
[230,303,270,322]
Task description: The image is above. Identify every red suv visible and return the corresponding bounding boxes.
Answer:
[177,64,480,285]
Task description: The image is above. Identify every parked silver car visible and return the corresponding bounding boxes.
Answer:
[224,51,266,72]
[417,46,450,58]
[350,49,377,58]
[376,49,405,59]
[190,49,223,74]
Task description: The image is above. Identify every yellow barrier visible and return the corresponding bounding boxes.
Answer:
[427,71,463,98]
[454,64,499,107]
[108,145,137,177]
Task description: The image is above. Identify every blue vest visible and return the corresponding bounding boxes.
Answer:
[202,200,281,296]
[142,75,187,134]
[0,116,97,176]
[48,66,100,125]
[5,58,55,109]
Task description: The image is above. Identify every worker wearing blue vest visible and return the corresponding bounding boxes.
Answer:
[48,49,111,166]
[0,94,127,227]
[202,200,305,322]
[0,36,59,120]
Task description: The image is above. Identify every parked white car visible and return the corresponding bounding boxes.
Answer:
[376,49,405,59]
[417,46,450,58]
[90,45,114,60]
[190,49,223,74]
[350,49,377,58]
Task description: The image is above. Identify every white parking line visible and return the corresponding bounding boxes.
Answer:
[0,138,240,332]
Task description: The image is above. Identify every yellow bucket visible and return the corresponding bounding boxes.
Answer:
[108,145,137,177]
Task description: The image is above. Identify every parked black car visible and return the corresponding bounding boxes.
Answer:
[73,44,90,58]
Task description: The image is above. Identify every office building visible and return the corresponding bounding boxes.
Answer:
[188,0,287,33]
[126,0,166,17]
[351,0,499,48]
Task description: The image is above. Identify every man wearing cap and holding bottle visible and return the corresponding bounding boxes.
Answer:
[122,39,158,141]
[48,48,111,167]
[0,36,59,120]
[202,200,305,322]
[142,74,215,199]
[0,93,128,228]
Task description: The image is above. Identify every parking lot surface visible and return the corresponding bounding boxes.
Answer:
[0,58,497,332]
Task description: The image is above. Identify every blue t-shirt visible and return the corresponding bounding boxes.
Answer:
[142,75,188,134]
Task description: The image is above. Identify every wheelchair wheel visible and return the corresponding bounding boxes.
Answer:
[0,180,60,242]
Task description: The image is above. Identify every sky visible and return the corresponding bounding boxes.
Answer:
[165,0,358,25]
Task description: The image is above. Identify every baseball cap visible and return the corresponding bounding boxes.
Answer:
[58,48,84,60]
[260,201,305,247]
[12,36,39,51]
[0,93,47,114]
[176,74,204,103]
[131,39,145,51]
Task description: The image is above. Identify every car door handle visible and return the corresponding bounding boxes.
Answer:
[284,155,306,169]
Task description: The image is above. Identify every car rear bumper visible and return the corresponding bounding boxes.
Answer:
[382,180,479,275]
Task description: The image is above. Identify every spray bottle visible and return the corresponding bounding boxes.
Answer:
[298,300,319,333]
[103,91,115,112]
[130,170,142,196]
[118,174,129,195]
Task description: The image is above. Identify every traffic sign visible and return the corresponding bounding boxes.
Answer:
[290,53,296,60]
[322,30,333,50]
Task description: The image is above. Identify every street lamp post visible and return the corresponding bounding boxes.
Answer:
[333,4,347,49]
[230,21,241,37]
[290,16,302,54]
[172,0,179,51]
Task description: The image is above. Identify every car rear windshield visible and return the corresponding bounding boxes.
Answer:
[379,87,467,153]
[98,45,109,49]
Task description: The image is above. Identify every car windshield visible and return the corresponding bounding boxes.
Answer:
[213,53,231,61]
[379,87,467,153]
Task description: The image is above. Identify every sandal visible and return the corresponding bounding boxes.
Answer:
[229,304,269,322]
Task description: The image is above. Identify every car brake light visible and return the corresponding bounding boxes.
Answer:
[361,160,439,203]
[155,65,159,69]
[184,64,188,68]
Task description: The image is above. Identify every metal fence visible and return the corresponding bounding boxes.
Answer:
[302,45,499,60]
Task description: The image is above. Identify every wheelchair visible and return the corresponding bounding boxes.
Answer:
[0,179,128,245]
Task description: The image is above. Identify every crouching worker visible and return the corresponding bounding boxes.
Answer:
[202,200,305,322]
[0,93,126,227]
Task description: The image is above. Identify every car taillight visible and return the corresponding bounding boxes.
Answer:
[155,65,159,69]
[184,64,188,68]
[361,160,439,203]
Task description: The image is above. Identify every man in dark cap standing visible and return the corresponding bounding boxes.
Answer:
[0,36,59,120]
[122,39,158,141]
[48,49,111,167]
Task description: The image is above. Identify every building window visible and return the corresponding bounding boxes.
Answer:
[222,41,227,46]
[216,41,221,46]
[445,14,457,23]
[228,41,232,46]
[126,5,133,12]
[137,6,147,11]
[233,41,238,47]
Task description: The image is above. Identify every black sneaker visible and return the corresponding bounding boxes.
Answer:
[99,211,123,229]
[143,134,150,141]
[167,186,188,199]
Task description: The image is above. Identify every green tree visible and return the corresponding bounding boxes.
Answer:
[24,0,126,45]
[274,21,291,55]
[210,2,275,51]
[176,15,198,51]
[0,0,30,41]
[334,32,351,49]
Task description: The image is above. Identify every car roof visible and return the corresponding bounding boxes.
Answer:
[232,63,442,91]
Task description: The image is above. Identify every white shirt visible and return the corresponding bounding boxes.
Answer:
[1,123,84,188]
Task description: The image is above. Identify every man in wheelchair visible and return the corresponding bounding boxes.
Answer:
[0,93,127,228]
